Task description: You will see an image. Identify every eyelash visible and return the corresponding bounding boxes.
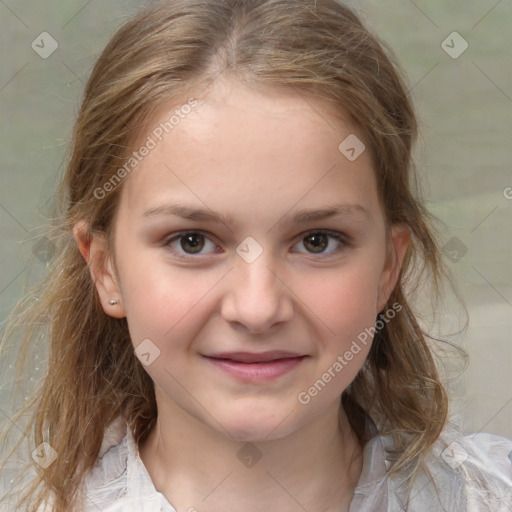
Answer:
[162,230,350,260]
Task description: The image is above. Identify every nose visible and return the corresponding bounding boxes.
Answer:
[220,252,294,334]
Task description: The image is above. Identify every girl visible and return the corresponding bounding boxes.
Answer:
[1,0,511,510]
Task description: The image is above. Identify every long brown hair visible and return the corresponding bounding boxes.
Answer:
[0,1,466,510]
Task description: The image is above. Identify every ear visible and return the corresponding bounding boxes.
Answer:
[72,220,126,318]
[376,223,410,313]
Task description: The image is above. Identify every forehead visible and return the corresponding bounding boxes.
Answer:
[119,78,382,223]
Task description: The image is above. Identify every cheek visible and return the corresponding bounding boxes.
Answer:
[301,255,384,334]
[120,262,216,341]
[112,234,207,341]
[292,268,380,408]
[295,254,385,392]
[118,261,217,388]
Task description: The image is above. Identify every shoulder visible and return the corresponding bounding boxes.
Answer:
[447,431,512,476]
[78,416,130,510]
[446,432,512,510]
[352,426,512,512]
[78,416,175,512]
[400,429,512,511]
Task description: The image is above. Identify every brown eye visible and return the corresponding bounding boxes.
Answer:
[293,230,348,256]
[303,233,329,253]
[180,233,205,253]
[164,231,219,258]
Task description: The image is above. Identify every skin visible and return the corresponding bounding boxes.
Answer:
[74,77,410,512]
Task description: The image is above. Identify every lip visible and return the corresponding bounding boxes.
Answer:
[203,352,306,382]
[204,350,304,363]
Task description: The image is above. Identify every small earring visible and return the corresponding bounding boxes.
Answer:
[109,299,119,305]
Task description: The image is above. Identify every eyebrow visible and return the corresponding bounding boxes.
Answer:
[142,202,371,226]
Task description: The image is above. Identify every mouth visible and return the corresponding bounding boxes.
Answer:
[202,351,307,381]
[204,350,305,363]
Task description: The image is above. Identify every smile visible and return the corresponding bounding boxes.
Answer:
[203,355,306,382]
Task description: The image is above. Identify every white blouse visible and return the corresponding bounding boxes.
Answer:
[77,416,512,512]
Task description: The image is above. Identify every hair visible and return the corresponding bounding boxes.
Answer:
[0,0,467,510]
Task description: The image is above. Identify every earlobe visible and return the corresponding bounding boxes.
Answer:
[377,223,410,312]
[72,221,126,319]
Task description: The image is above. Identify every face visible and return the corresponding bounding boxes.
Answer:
[78,78,409,441]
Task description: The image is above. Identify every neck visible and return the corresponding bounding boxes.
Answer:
[139,391,363,512]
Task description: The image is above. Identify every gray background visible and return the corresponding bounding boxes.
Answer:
[1,0,511,438]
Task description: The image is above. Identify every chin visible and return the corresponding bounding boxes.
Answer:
[216,411,301,443]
